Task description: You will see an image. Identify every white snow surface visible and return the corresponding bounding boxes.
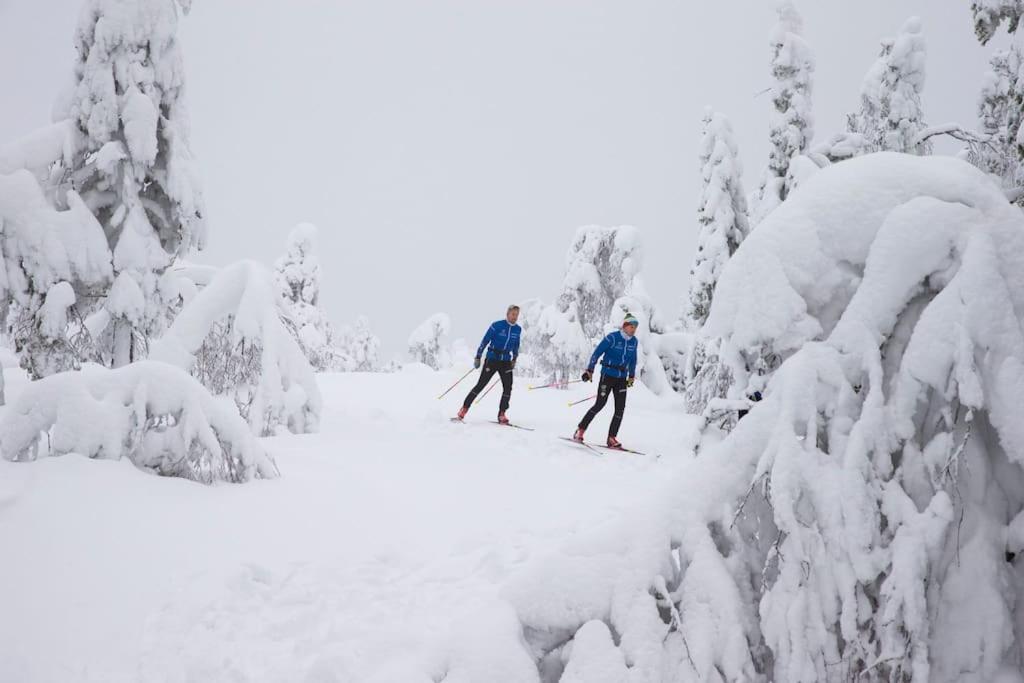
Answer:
[0,365,696,682]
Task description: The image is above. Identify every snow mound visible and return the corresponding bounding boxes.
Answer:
[0,360,276,483]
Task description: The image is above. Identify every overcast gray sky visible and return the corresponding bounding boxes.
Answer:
[0,1,999,356]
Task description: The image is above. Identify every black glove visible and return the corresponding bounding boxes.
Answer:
[626,377,635,388]
[509,359,516,370]
[582,369,593,382]
[474,357,481,369]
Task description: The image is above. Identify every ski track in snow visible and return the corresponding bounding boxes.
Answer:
[0,366,698,682]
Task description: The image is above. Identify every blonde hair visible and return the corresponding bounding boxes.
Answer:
[507,305,520,313]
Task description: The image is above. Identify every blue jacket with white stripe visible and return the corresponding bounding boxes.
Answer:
[476,319,522,361]
[587,331,638,379]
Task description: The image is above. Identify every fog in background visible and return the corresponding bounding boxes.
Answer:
[0,1,996,355]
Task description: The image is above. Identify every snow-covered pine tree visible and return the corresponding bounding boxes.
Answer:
[408,313,451,370]
[273,223,346,371]
[556,225,642,341]
[341,315,381,372]
[973,0,1024,44]
[530,302,591,385]
[973,46,1024,204]
[684,109,750,331]
[754,0,814,221]
[62,0,205,367]
[848,17,931,156]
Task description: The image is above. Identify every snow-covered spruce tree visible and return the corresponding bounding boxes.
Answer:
[530,301,591,385]
[0,170,113,386]
[972,46,1024,203]
[408,313,451,370]
[273,223,345,371]
[557,225,643,341]
[1,361,277,483]
[973,0,1024,44]
[509,297,546,377]
[150,260,321,437]
[338,315,381,372]
[848,18,931,156]
[683,109,749,331]
[511,154,1024,682]
[545,225,669,391]
[61,0,205,368]
[754,0,814,222]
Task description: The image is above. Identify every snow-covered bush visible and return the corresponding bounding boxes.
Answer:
[408,313,451,370]
[56,0,205,367]
[273,223,347,371]
[0,361,277,483]
[754,1,814,221]
[684,109,750,331]
[151,260,321,437]
[512,152,1024,682]
[848,17,931,156]
[0,170,112,386]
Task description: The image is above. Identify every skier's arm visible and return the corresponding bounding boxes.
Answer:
[587,336,610,371]
[475,323,494,359]
[512,328,521,360]
[628,343,638,378]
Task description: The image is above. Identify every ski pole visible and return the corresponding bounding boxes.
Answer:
[474,378,500,404]
[528,379,584,391]
[568,394,597,407]
[437,367,476,400]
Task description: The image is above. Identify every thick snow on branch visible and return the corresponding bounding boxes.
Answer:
[151,260,321,437]
[0,361,277,483]
[0,170,113,381]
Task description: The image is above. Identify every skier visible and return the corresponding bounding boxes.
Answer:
[456,305,522,424]
[573,313,639,449]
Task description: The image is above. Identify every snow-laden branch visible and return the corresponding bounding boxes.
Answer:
[912,122,993,148]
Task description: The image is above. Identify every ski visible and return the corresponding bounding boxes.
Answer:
[559,436,648,456]
[558,436,603,455]
[491,421,535,431]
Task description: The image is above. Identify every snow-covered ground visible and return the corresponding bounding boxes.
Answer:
[0,365,697,682]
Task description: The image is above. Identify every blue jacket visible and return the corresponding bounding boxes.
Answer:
[476,320,522,361]
[587,331,638,379]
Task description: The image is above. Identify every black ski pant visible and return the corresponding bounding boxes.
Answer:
[579,374,628,437]
[462,359,514,413]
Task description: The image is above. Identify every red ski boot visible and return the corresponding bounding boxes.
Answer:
[455,406,468,421]
[573,427,586,443]
[497,412,510,425]
[606,436,624,450]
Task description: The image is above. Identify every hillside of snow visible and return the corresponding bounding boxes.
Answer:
[0,366,698,682]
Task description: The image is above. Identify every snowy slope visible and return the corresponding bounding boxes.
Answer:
[0,365,697,682]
